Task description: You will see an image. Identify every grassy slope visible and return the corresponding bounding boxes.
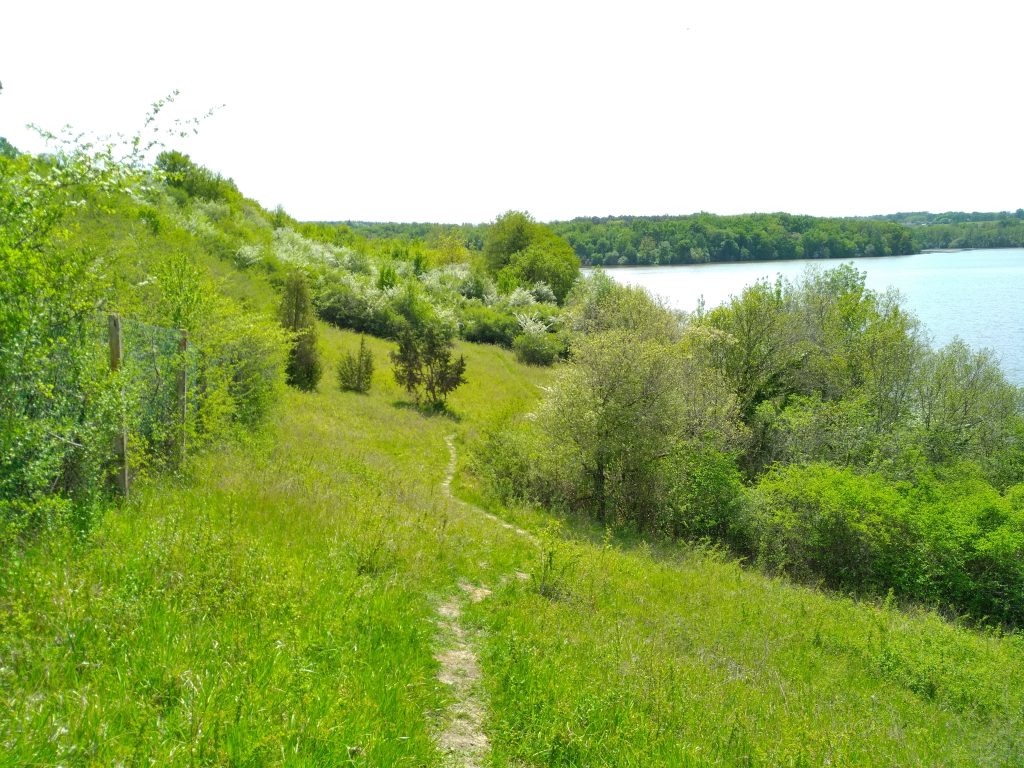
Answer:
[2,326,1023,766]
[0,329,546,766]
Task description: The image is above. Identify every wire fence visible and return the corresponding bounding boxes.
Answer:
[3,298,288,520]
[105,313,197,494]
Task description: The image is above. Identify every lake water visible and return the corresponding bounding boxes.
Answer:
[595,248,1024,386]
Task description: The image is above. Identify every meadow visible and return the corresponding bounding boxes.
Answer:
[2,133,1023,766]
[2,327,1022,766]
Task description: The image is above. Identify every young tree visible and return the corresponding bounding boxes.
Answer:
[483,211,581,303]
[532,329,744,530]
[280,272,322,391]
[338,336,374,393]
[391,320,466,409]
[483,210,537,273]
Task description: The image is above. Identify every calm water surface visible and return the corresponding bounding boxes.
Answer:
[595,248,1024,385]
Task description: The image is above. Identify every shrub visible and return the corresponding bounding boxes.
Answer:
[750,464,916,594]
[661,445,747,547]
[513,331,561,366]
[338,337,374,393]
[749,464,1024,626]
[461,305,520,347]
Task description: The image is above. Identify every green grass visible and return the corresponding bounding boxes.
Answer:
[466,532,1024,766]
[0,327,544,765]
[2,327,1023,766]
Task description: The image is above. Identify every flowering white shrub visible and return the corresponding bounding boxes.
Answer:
[505,287,536,308]
[530,281,557,304]
[235,244,264,268]
[272,228,341,268]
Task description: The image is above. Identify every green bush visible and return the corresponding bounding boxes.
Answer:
[750,464,916,594]
[909,472,1024,624]
[338,337,374,393]
[513,331,561,366]
[661,445,748,546]
[461,304,520,347]
[750,464,1024,625]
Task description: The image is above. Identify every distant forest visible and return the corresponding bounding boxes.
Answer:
[340,209,1024,266]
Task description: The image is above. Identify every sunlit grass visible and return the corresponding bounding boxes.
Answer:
[0,326,542,765]
[464,497,1024,766]
[2,326,1021,766]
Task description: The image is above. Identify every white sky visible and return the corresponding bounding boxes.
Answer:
[2,0,1021,223]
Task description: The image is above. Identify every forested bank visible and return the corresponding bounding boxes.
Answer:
[344,208,1024,266]
[480,266,1024,627]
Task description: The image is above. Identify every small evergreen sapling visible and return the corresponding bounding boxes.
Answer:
[338,337,374,393]
[390,321,466,409]
[279,272,322,391]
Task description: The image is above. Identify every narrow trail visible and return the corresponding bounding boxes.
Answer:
[441,434,536,545]
[434,583,491,767]
[432,435,534,767]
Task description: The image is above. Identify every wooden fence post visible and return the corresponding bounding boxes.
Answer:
[108,313,129,496]
[108,313,122,372]
[177,330,188,464]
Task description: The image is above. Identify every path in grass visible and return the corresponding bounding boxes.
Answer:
[434,582,491,767]
[433,435,534,767]
[443,434,536,545]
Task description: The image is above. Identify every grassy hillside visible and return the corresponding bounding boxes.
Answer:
[3,327,1022,765]
[3,137,1022,766]
[0,330,548,765]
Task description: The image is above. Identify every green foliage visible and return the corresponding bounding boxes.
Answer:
[751,464,915,593]
[499,232,580,304]
[513,330,562,366]
[376,260,398,290]
[691,265,957,477]
[486,260,1024,628]
[337,336,374,393]
[751,463,1024,625]
[662,444,747,545]
[461,304,520,347]
[390,319,467,409]
[484,211,580,304]
[316,273,402,338]
[0,136,18,159]
[484,210,538,272]
[497,329,744,532]
[279,272,322,391]
[700,277,802,421]
[880,210,1024,250]
[551,212,916,265]
[566,270,683,343]
[913,339,1022,468]
[155,150,241,205]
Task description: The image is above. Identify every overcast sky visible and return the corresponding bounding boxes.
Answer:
[2,1,1021,223]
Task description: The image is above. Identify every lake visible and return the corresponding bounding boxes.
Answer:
[594,248,1024,386]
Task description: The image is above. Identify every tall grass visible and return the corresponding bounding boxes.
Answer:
[2,328,1021,765]
[0,328,542,765]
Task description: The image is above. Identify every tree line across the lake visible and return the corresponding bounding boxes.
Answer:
[344,208,1024,265]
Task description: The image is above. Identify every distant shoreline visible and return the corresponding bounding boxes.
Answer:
[586,246,1023,270]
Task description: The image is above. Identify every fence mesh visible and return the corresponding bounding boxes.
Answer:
[118,316,195,465]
